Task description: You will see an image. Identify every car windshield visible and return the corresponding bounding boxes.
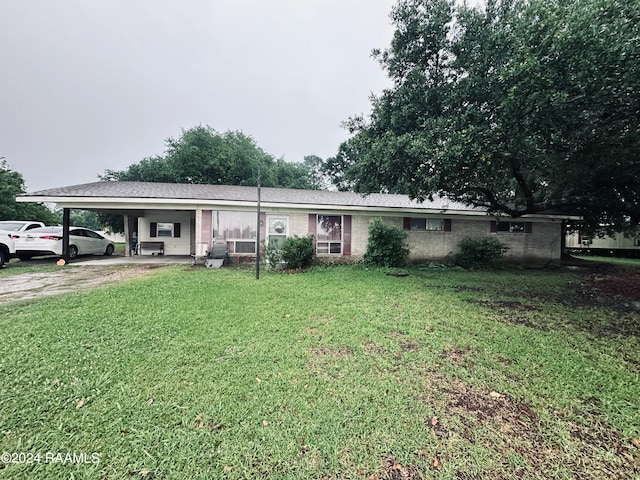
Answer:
[0,222,26,231]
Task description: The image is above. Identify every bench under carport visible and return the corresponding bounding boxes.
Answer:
[137,241,164,255]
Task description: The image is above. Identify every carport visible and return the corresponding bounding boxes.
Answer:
[16,182,204,262]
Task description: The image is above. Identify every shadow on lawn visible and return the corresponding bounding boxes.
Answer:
[434,374,639,479]
[460,263,640,339]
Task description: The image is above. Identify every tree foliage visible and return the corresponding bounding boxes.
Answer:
[69,210,104,230]
[330,0,640,233]
[102,125,321,190]
[0,160,59,224]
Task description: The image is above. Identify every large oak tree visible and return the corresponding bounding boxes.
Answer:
[327,0,640,233]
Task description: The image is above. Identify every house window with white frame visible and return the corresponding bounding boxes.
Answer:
[156,222,174,237]
[316,215,342,254]
[214,211,257,254]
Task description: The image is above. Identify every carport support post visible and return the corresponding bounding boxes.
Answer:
[62,208,70,263]
[124,215,136,257]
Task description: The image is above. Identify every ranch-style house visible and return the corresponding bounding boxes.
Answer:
[17,181,579,264]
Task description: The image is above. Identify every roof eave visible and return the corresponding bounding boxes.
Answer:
[17,194,580,220]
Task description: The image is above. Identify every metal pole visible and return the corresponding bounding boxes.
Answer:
[256,166,261,280]
[62,208,70,264]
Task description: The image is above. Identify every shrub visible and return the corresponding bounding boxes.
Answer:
[450,237,509,269]
[364,218,409,267]
[281,236,314,269]
[262,241,284,270]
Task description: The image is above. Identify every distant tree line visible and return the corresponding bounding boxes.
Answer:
[101,125,327,190]
[0,160,59,224]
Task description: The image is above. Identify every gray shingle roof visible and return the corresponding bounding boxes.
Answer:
[23,181,480,212]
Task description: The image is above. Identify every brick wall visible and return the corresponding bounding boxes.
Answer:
[355,216,562,264]
[284,213,563,265]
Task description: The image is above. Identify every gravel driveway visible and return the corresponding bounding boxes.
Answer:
[0,264,163,304]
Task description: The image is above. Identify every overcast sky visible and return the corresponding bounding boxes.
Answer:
[1,0,404,192]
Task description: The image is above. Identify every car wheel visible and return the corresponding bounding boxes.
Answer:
[68,245,78,260]
[104,244,114,256]
[0,250,5,268]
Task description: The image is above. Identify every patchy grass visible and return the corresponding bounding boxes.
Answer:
[0,260,61,276]
[0,265,638,479]
[114,243,126,256]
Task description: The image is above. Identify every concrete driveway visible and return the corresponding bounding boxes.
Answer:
[0,255,192,304]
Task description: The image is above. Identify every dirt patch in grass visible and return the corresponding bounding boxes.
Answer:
[0,265,164,304]
[379,454,422,480]
[440,346,477,364]
[427,376,639,478]
[559,404,640,478]
[562,266,640,337]
[575,267,640,309]
[361,341,390,356]
[309,346,353,358]
[462,264,640,337]
[443,379,539,434]
[467,299,550,331]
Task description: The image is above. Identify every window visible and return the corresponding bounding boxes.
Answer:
[404,218,451,231]
[150,222,181,238]
[214,211,257,254]
[579,231,592,245]
[85,230,104,239]
[316,215,342,254]
[492,221,532,233]
[267,216,288,248]
[497,222,524,233]
[157,223,174,237]
[411,218,444,231]
[635,237,640,247]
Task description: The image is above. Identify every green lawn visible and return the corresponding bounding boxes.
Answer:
[0,265,638,479]
[572,255,640,269]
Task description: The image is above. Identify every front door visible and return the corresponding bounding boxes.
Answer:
[266,216,289,248]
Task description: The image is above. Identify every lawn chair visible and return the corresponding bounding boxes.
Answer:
[205,238,228,268]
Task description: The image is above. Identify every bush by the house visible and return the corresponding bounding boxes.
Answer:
[281,236,314,269]
[364,218,409,267]
[451,237,509,269]
[263,241,284,270]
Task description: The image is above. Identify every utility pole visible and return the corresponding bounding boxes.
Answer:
[256,165,261,280]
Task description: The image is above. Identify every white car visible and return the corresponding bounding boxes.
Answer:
[0,220,45,233]
[0,230,16,268]
[14,227,115,260]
